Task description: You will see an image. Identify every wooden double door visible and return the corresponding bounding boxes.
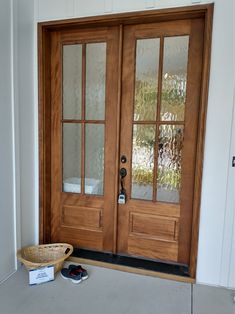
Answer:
[49,18,204,267]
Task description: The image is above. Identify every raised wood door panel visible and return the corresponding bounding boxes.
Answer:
[50,26,119,252]
[117,19,204,265]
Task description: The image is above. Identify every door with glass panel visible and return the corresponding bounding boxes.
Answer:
[50,19,204,265]
[117,19,204,264]
[50,27,119,251]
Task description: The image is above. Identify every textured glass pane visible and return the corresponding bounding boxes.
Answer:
[157,125,184,203]
[131,124,155,200]
[134,39,160,121]
[63,124,82,193]
[161,36,189,121]
[85,124,104,195]
[63,45,82,119]
[86,43,106,120]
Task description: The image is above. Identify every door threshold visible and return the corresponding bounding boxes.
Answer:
[69,249,194,284]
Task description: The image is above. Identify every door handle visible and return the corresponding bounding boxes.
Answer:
[118,168,127,204]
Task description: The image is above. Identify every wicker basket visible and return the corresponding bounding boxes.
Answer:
[17,243,73,273]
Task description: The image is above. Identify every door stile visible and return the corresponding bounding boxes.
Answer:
[112,24,123,253]
[100,26,120,252]
[80,44,86,195]
[50,31,63,242]
[177,18,204,264]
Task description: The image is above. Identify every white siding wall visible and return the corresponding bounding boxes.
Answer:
[14,0,235,288]
[0,0,17,283]
[15,0,37,248]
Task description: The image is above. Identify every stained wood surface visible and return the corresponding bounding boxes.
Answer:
[49,26,120,251]
[117,19,205,264]
[38,4,213,279]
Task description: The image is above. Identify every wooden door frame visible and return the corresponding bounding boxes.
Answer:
[38,4,214,279]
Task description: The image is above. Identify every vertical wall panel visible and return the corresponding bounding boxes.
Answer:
[104,0,113,12]
[0,0,16,282]
[196,0,234,286]
[75,0,105,16]
[145,0,156,8]
[113,0,146,11]
[225,94,235,289]
[17,0,37,247]
[37,0,75,21]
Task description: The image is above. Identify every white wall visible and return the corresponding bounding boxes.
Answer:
[14,0,235,288]
[195,0,234,288]
[0,0,17,282]
[15,0,37,248]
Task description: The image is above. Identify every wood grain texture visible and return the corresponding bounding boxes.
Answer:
[189,4,214,278]
[38,26,52,244]
[177,18,205,264]
[49,27,119,251]
[128,237,178,262]
[112,24,123,253]
[50,31,62,243]
[130,213,179,241]
[117,19,204,265]
[59,228,103,250]
[38,4,214,279]
[62,206,102,230]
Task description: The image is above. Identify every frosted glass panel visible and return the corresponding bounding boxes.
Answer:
[131,124,155,200]
[161,36,189,121]
[85,124,104,195]
[86,43,106,120]
[63,45,82,119]
[134,38,160,121]
[157,125,184,203]
[63,124,82,193]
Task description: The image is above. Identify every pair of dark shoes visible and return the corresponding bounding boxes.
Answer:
[61,264,88,284]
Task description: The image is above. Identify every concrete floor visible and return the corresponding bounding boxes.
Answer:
[0,263,234,314]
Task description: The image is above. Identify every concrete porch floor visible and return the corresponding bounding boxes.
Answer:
[0,263,234,314]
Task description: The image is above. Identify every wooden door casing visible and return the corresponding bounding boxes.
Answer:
[50,26,120,252]
[38,5,214,278]
[117,19,204,265]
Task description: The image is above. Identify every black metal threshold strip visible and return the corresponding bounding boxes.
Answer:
[72,248,190,277]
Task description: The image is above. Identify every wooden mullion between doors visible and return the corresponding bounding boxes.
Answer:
[152,36,164,201]
[81,44,86,195]
[113,25,123,253]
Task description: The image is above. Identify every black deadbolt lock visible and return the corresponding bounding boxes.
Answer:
[121,155,127,163]
[120,168,127,178]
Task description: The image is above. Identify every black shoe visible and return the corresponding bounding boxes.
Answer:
[68,264,89,280]
[60,267,82,284]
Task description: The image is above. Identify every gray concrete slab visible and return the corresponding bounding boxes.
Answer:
[0,263,191,314]
[193,284,235,314]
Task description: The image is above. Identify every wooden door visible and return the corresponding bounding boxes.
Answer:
[50,26,119,252]
[117,19,204,265]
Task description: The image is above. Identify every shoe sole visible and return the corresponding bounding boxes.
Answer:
[81,275,88,281]
[60,273,82,284]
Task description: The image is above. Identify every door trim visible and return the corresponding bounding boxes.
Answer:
[38,4,214,279]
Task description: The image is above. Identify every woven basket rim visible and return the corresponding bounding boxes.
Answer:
[17,243,73,268]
